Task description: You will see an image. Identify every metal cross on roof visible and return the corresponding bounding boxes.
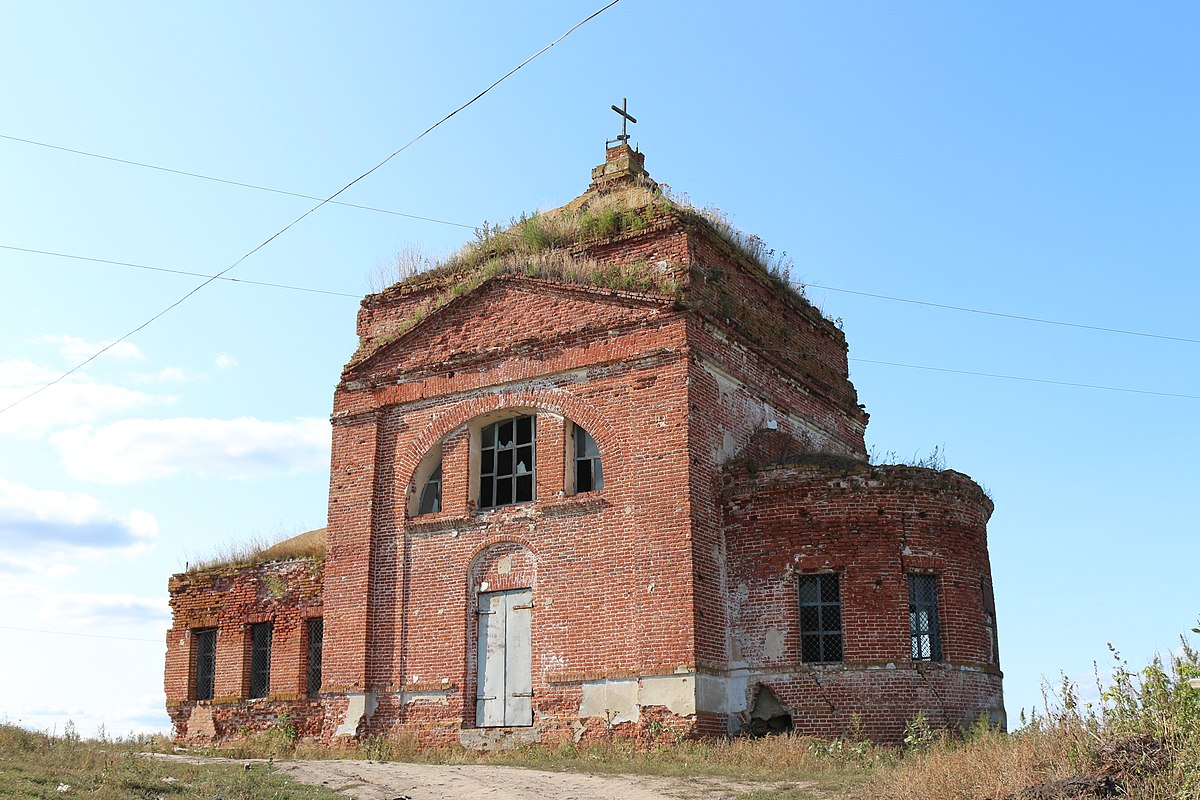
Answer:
[607,97,637,147]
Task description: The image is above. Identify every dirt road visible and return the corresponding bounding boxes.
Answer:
[145,753,801,799]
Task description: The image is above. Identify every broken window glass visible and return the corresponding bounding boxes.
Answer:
[798,574,842,663]
[418,463,442,515]
[479,415,536,509]
[574,425,604,493]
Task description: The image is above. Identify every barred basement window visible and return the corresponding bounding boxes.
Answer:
[798,574,842,663]
[573,425,603,493]
[479,416,535,509]
[908,574,942,661]
[418,463,442,515]
[248,622,273,699]
[193,628,216,701]
[306,618,323,697]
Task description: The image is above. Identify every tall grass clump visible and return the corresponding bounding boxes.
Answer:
[862,620,1200,800]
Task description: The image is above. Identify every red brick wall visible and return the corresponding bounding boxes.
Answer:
[166,156,1002,747]
[165,559,324,740]
[721,459,1004,741]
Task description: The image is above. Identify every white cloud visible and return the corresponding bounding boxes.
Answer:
[41,335,144,362]
[138,366,204,384]
[53,416,331,484]
[0,476,158,551]
[0,554,79,578]
[42,592,169,628]
[0,359,167,438]
[215,353,237,369]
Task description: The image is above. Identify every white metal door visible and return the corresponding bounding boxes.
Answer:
[476,588,533,727]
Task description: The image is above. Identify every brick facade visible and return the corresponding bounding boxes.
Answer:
[165,145,1003,745]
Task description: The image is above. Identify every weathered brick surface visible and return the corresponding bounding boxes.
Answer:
[165,559,323,739]
[722,460,1002,740]
[165,146,1003,746]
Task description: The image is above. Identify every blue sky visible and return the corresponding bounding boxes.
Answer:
[1,1,1197,735]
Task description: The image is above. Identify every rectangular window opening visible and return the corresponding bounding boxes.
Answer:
[248,622,273,699]
[479,415,536,509]
[193,628,216,701]
[798,573,842,663]
[306,618,324,697]
[574,426,603,493]
[418,463,442,515]
[982,578,999,666]
[908,574,942,661]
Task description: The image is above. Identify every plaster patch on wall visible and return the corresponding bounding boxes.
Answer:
[334,691,378,737]
[640,674,696,716]
[579,678,639,724]
[496,555,513,576]
[763,629,785,661]
[401,689,452,706]
[695,671,749,716]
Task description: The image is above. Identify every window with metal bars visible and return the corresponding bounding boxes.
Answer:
[573,425,603,493]
[908,574,942,661]
[479,416,535,509]
[306,618,323,697]
[798,573,842,663]
[248,622,273,699]
[193,628,216,701]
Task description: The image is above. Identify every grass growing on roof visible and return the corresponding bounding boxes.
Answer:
[185,528,326,573]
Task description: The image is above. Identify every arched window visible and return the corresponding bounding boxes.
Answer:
[479,415,535,508]
[409,443,443,517]
[418,463,442,514]
[573,424,603,493]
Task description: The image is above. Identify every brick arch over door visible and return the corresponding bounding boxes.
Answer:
[393,388,624,503]
[467,539,537,595]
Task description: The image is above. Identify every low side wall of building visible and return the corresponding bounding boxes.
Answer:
[721,458,1004,742]
[165,558,324,741]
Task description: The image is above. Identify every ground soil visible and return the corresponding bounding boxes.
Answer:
[145,753,806,800]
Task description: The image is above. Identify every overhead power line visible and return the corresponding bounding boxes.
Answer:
[0,133,475,230]
[849,357,1200,401]
[9,238,1196,350]
[0,625,161,644]
[4,240,1196,401]
[1,244,359,298]
[0,0,622,420]
[805,282,1200,345]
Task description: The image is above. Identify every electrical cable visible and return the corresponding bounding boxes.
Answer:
[803,281,1200,345]
[848,357,1200,401]
[0,132,475,230]
[0,625,161,644]
[0,0,622,419]
[0,245,359,298]
[5,240,1197,401]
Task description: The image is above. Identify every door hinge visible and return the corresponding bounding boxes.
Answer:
[509,691,533,698]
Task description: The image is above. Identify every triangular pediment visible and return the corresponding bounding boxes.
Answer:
[344,274,678,384]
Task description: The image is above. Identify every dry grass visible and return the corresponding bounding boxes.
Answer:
[858,723,1083,799]
[186,528,326,573]
[0,723,342,800]
[202,726,882,798]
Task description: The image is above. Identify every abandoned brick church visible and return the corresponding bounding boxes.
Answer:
[164,143,1004,745]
